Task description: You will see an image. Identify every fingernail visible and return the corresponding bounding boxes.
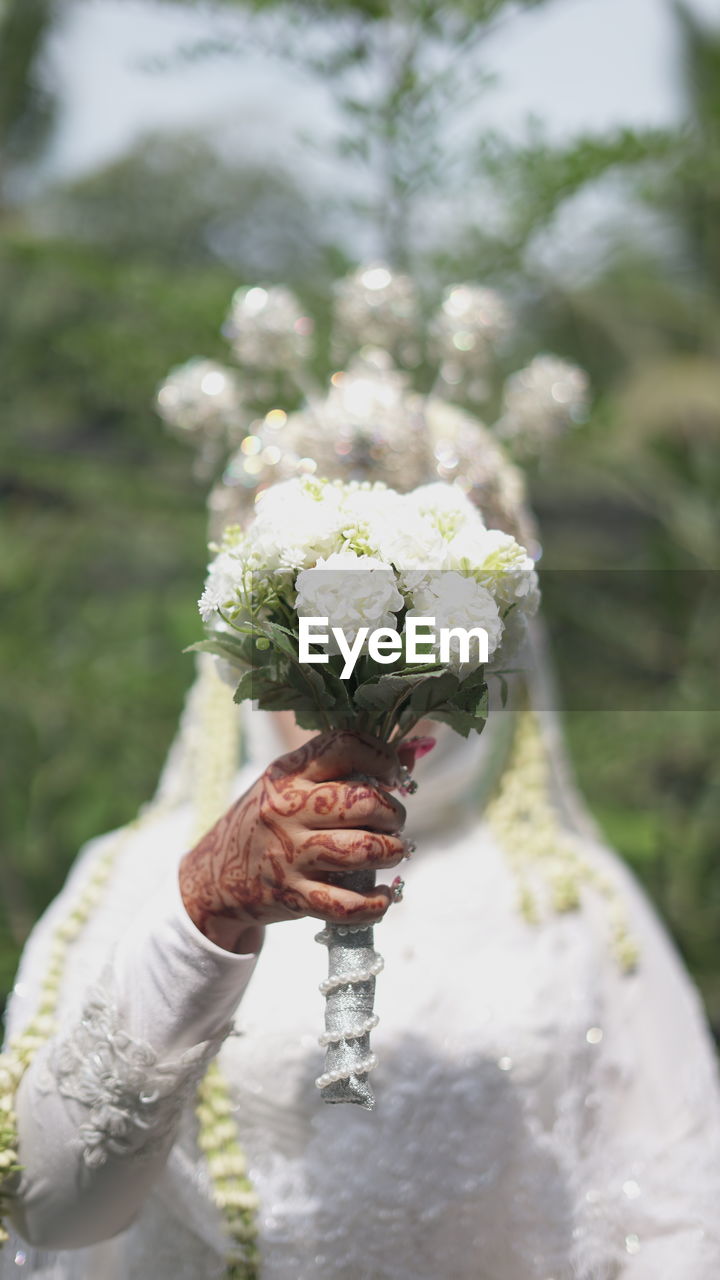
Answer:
[391,876,405,903]
[403,839,416,859]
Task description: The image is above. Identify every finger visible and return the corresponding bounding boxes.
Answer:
[294,877,393,925]
[302,779,406,832]
[271,729,402,788]
[397,735,436,771]
[297,828,407,874]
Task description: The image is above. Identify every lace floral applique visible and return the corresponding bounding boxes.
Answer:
[45,978,228,1170]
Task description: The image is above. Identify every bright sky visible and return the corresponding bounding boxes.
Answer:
[44,0,720,185]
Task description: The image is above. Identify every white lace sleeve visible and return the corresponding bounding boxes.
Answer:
[44,974,224,1171]
[8,856,261,1251]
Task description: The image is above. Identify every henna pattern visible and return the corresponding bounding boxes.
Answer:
[179,730,409,950]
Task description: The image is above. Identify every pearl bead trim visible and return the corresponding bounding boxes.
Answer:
[314,924,372,943]
[318,1015,379,1046]
[315,1053,379,1090]
[319,956,385,995]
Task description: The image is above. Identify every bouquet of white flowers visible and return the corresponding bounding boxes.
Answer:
[196,475,538,1105]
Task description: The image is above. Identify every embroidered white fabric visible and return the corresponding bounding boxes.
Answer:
[1,698,719,1279]
[45,976,227,1170]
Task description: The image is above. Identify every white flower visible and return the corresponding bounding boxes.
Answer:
[295,550,404,650]
[243,521,309,572]
[369,499,449,574]
[472,529,539,610]
[362,485,485,578]
[406,572,503,678]
[474,528,533,575]
[250,476,345,568]
[198,550,244,622]
[337,484,400,556]
[445,526,538,612]
[404,482,483,540]
[444,524,493,573]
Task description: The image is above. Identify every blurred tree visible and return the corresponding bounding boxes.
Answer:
[668,1,720,292]
[146,0,672,276]
[0,0,57,210]
[0,234,235,997]
[31,132,341,280]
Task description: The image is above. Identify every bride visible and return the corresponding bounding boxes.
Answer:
[1,281,719,1280]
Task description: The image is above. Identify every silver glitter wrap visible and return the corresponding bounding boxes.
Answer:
[496,354,590,456]
[314,869,383,1109]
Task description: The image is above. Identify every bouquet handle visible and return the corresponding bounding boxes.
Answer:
[314,868,383,1109]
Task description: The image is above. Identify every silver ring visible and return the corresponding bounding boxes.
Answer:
[398,764,418,794]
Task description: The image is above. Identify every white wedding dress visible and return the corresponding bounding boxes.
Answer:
[2,690,720,1280]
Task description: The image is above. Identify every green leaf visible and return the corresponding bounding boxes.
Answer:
[292,703,331,732]
[354,675,413,714]
[268,619,301,642]
[256,683,311,712]
[426,707,489,738]
[457,664,488,693]
[257,621,298,659]
[184,638,224,657]
[323,671,355,723]
[255,683,328,732]
[286,659,335,706]
[186,633,251,661]
[453,679,489,717]
[408,670,459,719]
[232,668,260,705]
[384,662,444,678]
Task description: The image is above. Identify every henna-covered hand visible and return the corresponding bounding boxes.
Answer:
[179,730,411,952]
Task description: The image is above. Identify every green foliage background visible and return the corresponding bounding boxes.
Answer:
[1,0,719,1029]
